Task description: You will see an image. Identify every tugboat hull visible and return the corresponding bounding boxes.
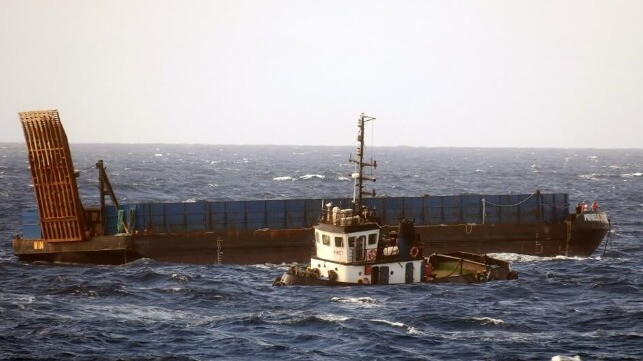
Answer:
[273,252,518,286]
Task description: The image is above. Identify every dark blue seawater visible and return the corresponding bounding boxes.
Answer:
[0,144,641,360]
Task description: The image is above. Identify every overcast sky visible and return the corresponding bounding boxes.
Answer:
[0,1,641,147]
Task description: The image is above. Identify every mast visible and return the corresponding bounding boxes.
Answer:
[350,113,377,213]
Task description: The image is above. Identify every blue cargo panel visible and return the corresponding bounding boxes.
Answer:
[266,200,286,229]
[384,197,405,225]
[209,202,226,232]
[225,201,246,230]
[461,195,482,206]
[285,199,306,228]
[150,203,167,233]
[246,200,266,230]
[404,197,424,224]
[105,205,119,235]
[134,204,148,233]
[305,199,323,226]
[186,202,207,232]
[93,192,571,236]
[463,206,481,224]
[424,196,443,225]
[165,203,185,233]
[21,209,41,240]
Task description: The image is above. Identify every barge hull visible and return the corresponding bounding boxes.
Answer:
[14,219,608,265]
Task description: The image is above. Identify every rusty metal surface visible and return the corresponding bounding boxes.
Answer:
[19,110,86,242]
[13,220,607,265]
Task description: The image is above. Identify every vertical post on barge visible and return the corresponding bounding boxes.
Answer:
[96,159,120,235]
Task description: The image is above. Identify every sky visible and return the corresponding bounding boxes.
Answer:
[0,0,641,148]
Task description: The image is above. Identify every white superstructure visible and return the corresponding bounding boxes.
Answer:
[309,210,424,285]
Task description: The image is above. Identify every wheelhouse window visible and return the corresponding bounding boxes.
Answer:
[368,233,377,245]
[322,234,330,246]
[348,236,355,247]
[334,237,343,247]
[357,235,366,245]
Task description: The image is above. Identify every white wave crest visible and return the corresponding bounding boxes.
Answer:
[551,356,581,361]
[251,263,289,270]
[170,273,189,282]
[372,318,422,335]
[233,158,250,164]
[163,287,183,292]
[487,253,590,263]
[407,326,423,335]
[337,176,350,181]
[579,173,602,180]
[273,176,295,181]
[472,316,505,325]
[621,172,642,177]
[153,153,163,157]
[372,319,405,328]
[79,303,219,325]
[299,174,325,180]
[252,264,271,270]
[317,313,349,322]
[331,296,379,307]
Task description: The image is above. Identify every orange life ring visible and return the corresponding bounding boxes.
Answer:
[410,246,419,258]
[367,248,377,260]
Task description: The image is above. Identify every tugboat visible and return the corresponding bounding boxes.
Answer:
[273,114,518,286]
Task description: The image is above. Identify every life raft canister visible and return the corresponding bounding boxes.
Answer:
[410,246,419,258]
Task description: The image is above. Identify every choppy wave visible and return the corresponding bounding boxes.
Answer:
[371,318,422,335]
[471,316,505,325]
[299,174,325,180]
[487,253,592,263]
[273,176,295,181]
[330,296,381,308]
[579,172,642,180]
[315,313,350,323]
[551,356,582,361]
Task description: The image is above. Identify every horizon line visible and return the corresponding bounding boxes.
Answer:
[0,141,641,150]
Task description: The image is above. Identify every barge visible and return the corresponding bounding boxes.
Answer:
[12,110,610,265]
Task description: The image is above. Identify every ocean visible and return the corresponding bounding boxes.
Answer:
[0,144,641,360]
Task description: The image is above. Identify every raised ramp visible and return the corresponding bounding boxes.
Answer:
[20,110,86,242]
